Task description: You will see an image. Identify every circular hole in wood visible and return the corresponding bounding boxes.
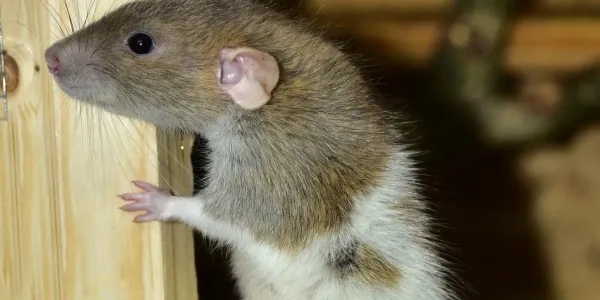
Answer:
[4,54,19,94]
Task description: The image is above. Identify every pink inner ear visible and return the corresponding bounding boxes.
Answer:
[217,47,280,110]
[220,59,244,85]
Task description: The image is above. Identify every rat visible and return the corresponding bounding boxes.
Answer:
[44,0,456,299]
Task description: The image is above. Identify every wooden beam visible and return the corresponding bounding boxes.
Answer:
[321,18,600,73]
[305,0,452,16]
[540,0,600,11]
[305,0,600,16]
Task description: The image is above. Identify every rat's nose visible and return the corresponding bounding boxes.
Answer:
[44,48,61,74]
[46,55,60,74]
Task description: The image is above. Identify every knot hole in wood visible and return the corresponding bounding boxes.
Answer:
[1,37,38,105]
[3,51,19,95]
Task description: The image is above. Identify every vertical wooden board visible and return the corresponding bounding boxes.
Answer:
[157,132,198,300]
[0,1,67,299]
[0,0,197,299]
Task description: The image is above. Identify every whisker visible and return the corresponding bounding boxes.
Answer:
[88,38,105,59]
[72,0,83,30]
[87,62,116,78]
[108,0,124,14]
[72,99,82,136]
[62,0,76,33]
[103,114,135,191]
[83,0,98,27]
[83,0,99,54]
[82,103,98,200]
[47,0,79,58]
[11,21,43,39]
[114,116,181,196]
[75,102,84,160]
[105,114,139,191]
[155,128,201,183]
[41,1,68,38]
[97,109,110,192]
[90,67,114,79]
[60,96,69,111]
[82,0,97,28]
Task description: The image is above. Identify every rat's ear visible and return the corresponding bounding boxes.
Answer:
[217,47,280,110]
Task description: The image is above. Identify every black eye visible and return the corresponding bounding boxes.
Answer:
[127,32,154,55]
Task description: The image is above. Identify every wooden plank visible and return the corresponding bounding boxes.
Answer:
[0,1,197,299]
[507,18,600,72]
[320,18,600,73]
[304,0,453,16]
[304,0,600,16]
[541,0,600,10]
[157,132,198,300]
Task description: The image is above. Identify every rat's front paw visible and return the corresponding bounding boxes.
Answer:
[118,180,172,222]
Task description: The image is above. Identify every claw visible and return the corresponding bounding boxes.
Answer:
[133,212,156,223]
[120,201,147,212]
[119,193,141,201]
[132,180,160,192]
[132,180,170,195]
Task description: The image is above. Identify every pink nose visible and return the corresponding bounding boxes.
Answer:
[46,55,60,74]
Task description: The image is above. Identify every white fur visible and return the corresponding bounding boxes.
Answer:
[164,148,453,300]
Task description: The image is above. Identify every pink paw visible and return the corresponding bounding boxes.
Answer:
[118,180,172,222]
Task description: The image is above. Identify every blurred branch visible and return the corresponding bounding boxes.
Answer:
[431,0,600,148]
[430,0,517,148]
[475,62,600,147]
[434,0,514,104]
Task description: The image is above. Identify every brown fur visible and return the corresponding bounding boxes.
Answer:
[332,240,402,288]
[45,0,399,252]
[356,243,402,287]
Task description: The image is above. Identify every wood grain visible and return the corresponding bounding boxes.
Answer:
[0,1,198,299]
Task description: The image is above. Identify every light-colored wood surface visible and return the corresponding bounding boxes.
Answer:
[0,1,198,299]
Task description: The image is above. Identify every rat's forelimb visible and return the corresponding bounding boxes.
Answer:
[118,180,241,243]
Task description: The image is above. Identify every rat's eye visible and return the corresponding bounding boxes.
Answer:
[127,32,154,55]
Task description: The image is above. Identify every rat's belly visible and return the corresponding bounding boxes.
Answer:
[228,243,412,300]
[229,243,329,298]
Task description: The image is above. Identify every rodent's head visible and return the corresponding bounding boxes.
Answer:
[45,0,378,136]
[44,0,241,130]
